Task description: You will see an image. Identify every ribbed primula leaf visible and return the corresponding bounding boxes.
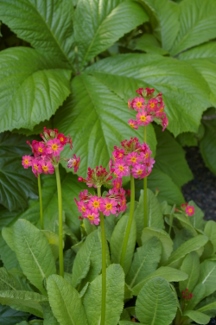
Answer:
[135,277,178,325]
[74,0,149,66]
[12,219,56,294]
[83,264,125,325]
[0,47,71,133]
[0,132,37,211]
[0,0,74,65]
[170,0,216,56]
[47,274,88,325]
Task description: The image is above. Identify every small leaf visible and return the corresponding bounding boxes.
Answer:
[83,264,125,325]
[135,277,178,325]
[47,274,88,325]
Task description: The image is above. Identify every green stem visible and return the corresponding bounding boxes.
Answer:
[168,204,176,236]
[37,174,44,229]
[120,175,135,269]
[55,165,64,277]
[97,187,106,325]
[143,126,148,228]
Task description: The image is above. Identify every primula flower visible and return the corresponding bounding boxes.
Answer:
[88,196,102,213]
[113,161,130,178]
[79,165,113,188]
[128,87,168,131]
[100,197,117,216]
[83,210,100,225]
[40,159,55,174]
[46,139,63,157]
[31,158,42,177]
[67,154,81,173]
[185,205,195,216]
[22,155,32,169]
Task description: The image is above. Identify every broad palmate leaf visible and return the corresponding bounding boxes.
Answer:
[0,47,71,133]
[0,132,37,211]
[74,0,149,67]
[0,0,74,65]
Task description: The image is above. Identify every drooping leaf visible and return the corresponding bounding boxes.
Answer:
[132,266,188,296]
[0,132,37,211]
[12,219,56,294]
[135,277,178,325]
[126,237,162,289]
[74,0,149,66]
[110,213,136,274]
[83,264,125,325]
[0,290,47,318]
[165,235,208,267]
[47,274,88,325]
[170,0,216,56]
[0,47,71,132]
[0,0,74,65]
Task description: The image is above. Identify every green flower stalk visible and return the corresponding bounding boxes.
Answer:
[143,126,148,228]
[120,175,135,269]
[37,174,44,229]
[55,165,64,277]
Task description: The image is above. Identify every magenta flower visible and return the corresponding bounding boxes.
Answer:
[31,158,42,177]
[22,155,32,169]
[100,198,117,216]
[46,139,63,157]
[40,159,55,174]
[185,205,195,217]
[88,196,102,213]
[67,154,81,173]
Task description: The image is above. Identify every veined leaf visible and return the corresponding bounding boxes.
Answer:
[0,0,74,65]
[0,290,47,318]
[47,274,88,325]
[166,235,208,267]
[126,238,162,289]
[132,266,188,296]
[110,213,136,274]
[135,277,178,325]
[0,47,71,132]
[0,305,29,325]
[86,53,210,136]
[179,42,216,60]
[179,252,200,293]
[0,268,25,291]
[12,219,56,294]
[74,0,148,66]
[183,310,210,325]
[170,0,216,56]
[54,74,157,176]
[83,264,125,325]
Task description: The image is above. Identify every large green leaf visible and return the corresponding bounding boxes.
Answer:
[0,0,74,65]
[83,264,125,325]
[179,42,216,60]
[0,132,37,211]
[85,54,210,136]
[183,310,210,325]
[74,0,149,67]
[179,252,200,293]
[47,274,88,325]
[135,277,178,325]
[0,47,71,132]
[154,127,193,187]
[141,0,180,52]
[0,290,47,318]
[54,73,157,176]
[10,219,56,294]
[170,0,216,56]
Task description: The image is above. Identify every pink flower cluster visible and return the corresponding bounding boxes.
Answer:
[181,288,193,300]
[110,137,155,179]
[128,87,168,131]
[78,165,113,188]
[22,127,80,177]
[75,178,126,225]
